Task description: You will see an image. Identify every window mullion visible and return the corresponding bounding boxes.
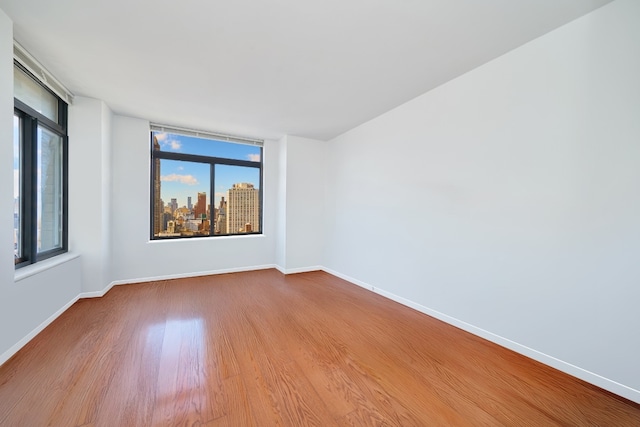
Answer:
[155,150,259,168]
[23,116,37,264]
[62,134,69,252]
[210,163,215,236]
[259,147,264,236]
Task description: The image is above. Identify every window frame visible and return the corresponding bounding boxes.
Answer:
[14,62,69,268]
[149,130,264,240]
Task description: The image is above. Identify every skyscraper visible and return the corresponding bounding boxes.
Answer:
[153,136,163,235]
[226,183,259,234]
[216,197,227,234]
[194,192,207,220]
[187,196,192,210]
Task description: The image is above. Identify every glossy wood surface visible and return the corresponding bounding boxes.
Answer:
[0,269,638,426]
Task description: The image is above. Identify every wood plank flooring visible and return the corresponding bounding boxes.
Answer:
[0,269,638,426]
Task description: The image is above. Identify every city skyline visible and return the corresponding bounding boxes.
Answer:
[152,131,262,237]
[154,131,261,209]
[156,181,260,237]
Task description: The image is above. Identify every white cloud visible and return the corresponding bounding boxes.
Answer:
[247,153,261,162]
[161,174,198,185]
[154,132,168,142]
[167,140,181,150]
[155,132,182,150]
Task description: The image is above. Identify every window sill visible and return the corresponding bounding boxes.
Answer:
[14,252,80,283]
[148,233,266,244]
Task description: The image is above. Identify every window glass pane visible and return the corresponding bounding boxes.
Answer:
[215,165,261,234]
[154,159,211,237]
[13,114,22,263]
[14,66,58,122]
[152,131,261,162]
[37,126,63,253]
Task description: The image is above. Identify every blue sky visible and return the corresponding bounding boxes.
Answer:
[154,132,261,209]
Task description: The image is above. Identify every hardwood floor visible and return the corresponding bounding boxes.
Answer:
[0,269,638,426]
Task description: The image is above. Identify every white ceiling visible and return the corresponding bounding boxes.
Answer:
[1,0,613,141]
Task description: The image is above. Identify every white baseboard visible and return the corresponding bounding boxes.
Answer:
[275,265,323,275]
[322,267,640,404]
[322,267,375,291]
[81,264,280,299]
[0,295,80,367]
[78,283,116,299]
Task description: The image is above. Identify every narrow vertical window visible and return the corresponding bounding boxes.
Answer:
[13,113,22,263]
[37,126,64,253]
[14,62,68,268]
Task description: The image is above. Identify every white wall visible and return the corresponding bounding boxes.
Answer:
[274,135,327,273]
[0,8,18,363]
[0,9,82,365]
[68,96,113,293]
[324,0,640,402]
[282,135,326,272]
[101,101,112,289]
[109,115,278,282]
[0,11,14,298]
[275,136,287,268]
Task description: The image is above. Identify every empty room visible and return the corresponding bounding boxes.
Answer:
[0,0,639,425]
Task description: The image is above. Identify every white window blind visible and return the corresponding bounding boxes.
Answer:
[13,40,74,105]
[150,123,264,147]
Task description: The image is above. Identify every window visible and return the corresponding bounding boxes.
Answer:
[13,63,68,267]
[150,126,263,239]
